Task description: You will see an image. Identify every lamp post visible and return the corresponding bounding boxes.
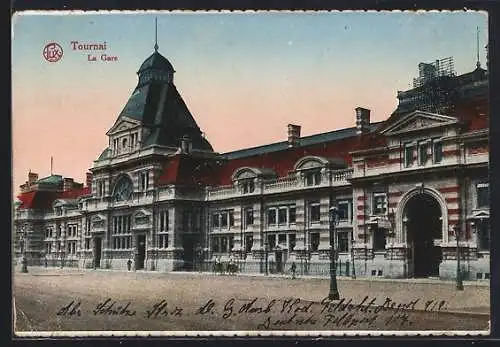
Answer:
[455,224,464,291]
[350,231,356,279]
[388,209,396,261]
[328,206,340,300]
[20,232,28,273]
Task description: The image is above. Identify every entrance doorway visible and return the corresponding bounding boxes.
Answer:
[405,193,442,277]
[275,251,283,273]
[136,235,146,270]
[182,234,198,271]
[93,237,102,268]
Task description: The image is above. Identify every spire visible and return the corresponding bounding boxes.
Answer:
[154,17,159,52]
[476,26,481,69]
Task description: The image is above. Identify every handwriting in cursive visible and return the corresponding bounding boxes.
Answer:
[92,298,136,316]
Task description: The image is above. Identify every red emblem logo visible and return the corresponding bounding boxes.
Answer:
[43,42,63,63]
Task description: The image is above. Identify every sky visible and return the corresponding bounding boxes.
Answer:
[11,11,488,195]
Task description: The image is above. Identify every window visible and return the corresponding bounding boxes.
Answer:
[212,213,220,228]
[305,170,322,186]
[98,180,105,197]
[159,210,168,232]
[278,208,287,225]
[131,132,138,149]
[245,234,253,253]
[245,208,254,227]
[372,193,387,215]
[229,236,234,252]
[221,213,228,228]
[373,226,386,251]
[242,180,255,194]
[267,234,276,249]
[477,219,490,251]
[419,142,429,165]
[289,234,296,251]
[221,237,228,253]
[310,202,320,224]
[289,207,296,224]
[337,231,349,253]
[404,144,414,167]
[477,183,489,208]
[310,232,320,251]
[140,171,149,191]
[433,140,443,163]
[183,210,194,231]
[112,215,132,249]
[278,233,286,245]
[122,137,128,149]
[85,238,91,250]
[337,200,351,222]
[267,208,277,226]
[158,234,169,249]
[212,211,233,229]
[212,237,220,253]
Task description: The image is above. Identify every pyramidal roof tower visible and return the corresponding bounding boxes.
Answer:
[106,18,213,154]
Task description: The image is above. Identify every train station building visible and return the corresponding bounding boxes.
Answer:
[14,48,490,280]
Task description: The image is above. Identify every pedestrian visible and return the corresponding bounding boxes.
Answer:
[44,257,48,268]
[127,259,132,271]
[290,262,297,279]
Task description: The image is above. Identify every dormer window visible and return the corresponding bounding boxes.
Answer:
[305,170,322,186]
[241,179,255,194]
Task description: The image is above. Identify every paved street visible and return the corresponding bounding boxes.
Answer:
[13,267,490,335]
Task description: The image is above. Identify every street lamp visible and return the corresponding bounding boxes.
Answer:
[328,206,340,300]
[350,231,356,279]
[388,209,396,261]
[455,224,464,291]
[20,232,28,273]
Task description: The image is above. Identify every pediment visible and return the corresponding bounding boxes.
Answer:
[294,156,328,171]
[106,117,141,135]
[231,167,276,181]
[381,111,458,136]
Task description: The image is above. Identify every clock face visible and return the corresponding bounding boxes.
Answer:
[113,176,133,202]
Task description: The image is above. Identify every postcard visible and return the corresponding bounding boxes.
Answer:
[12,10,490,337]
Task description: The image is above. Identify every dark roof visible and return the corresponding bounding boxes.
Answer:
[223,123,381,160]
[36,175,63,184]
[138,51,174,74]
[112,52,213,152]
[17,186,91,210]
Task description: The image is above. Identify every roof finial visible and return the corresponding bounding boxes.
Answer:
[154,17,159,52]
[476,26,481,69]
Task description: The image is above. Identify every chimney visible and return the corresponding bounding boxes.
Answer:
[287,124,301,147]
[63,177,74,191]
[28,171,38,185]
[180,135,192,154]
[86,172,93,189]
[355,107,371,135]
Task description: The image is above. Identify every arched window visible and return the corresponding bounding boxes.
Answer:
[112,175,133,202]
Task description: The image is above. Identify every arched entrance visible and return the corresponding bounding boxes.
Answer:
[404,193,443,277]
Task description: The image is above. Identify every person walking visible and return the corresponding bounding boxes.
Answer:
[290,262,297,279]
